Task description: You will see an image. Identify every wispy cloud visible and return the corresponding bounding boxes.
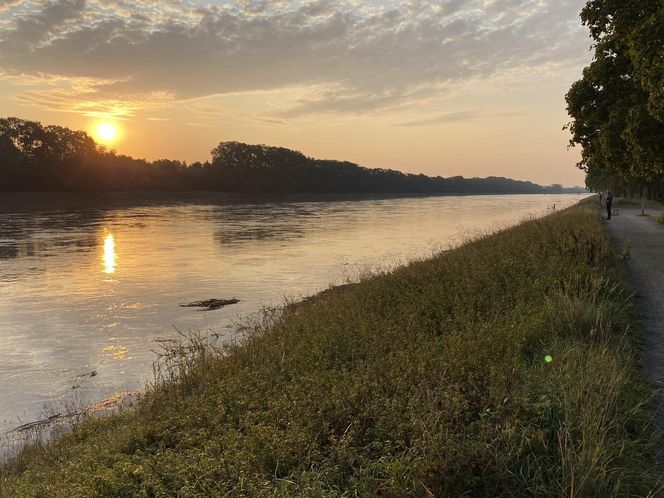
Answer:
[394,110,527,127]
[185,122,212,128]
[395,111,479,127]
[13,84,174,119]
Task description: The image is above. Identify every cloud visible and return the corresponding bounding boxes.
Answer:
[273,85,443,118]
[13,83,173,119]
[394,110,526,127]
[0,0,589,117]
[395,111,479,127]
[1,0,86,45]
[0,0,21,12]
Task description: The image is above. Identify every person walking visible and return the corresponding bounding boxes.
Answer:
[606,191,613,220]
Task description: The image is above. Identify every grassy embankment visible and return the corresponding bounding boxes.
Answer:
[1,201,661,496]
[614,197,664,223]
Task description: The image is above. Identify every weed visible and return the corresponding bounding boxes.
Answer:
[619,246,632,261]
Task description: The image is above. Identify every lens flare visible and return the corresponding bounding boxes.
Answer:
[544,355,553,363]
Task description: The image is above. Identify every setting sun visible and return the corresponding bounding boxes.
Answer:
[94,122,119,143]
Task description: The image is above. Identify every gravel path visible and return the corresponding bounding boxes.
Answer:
[605,205,664,435]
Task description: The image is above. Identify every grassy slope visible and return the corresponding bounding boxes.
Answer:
[614,197,664,224]
[614,197,664,210]
[1,202,661,497]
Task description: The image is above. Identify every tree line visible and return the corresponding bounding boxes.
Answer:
[0,117,575,195]
[566,0,664,202]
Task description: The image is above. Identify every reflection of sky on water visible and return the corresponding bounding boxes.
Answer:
[0,193,588,429]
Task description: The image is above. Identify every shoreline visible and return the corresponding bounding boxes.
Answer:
[0,391,140,463]
[0,190,585,212]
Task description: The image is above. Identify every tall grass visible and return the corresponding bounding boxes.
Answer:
[1,202,660,497]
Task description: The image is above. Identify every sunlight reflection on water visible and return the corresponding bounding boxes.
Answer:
[103,234,116,274]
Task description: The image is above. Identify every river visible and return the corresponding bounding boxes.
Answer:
[0,192,587,432]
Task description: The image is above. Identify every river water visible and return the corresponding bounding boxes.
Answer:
[0,192,586,430]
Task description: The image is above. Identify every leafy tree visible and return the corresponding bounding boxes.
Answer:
[566,0,664,204]
[631,6,664,120]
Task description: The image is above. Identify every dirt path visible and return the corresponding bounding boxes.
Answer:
[605,205,664,436]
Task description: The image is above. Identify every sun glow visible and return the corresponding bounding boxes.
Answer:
[94,122,119,143]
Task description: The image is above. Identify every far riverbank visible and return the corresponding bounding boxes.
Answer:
[0,190,586,213]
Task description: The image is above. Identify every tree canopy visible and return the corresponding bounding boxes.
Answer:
[0,117,577,195]
[566,0,664,200]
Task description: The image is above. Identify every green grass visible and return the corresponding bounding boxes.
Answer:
[1,202,661,497]
[614,197,664,223]
[615,197,664,210]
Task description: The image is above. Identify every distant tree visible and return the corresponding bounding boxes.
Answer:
[209,141,546,194]
[0,117,100,190]
[0,129,26,189]
[0,117,554,195]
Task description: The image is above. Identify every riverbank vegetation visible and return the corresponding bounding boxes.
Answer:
[615,197,664,210]
[0,117,580,195]
[614,197,664,222]
[1,201,660,496]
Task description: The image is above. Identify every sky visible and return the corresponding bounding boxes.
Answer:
[0,0,593,186]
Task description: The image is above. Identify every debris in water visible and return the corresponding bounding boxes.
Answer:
[180,298,240,311]
[74,370,98,378]
[10,391,138,433]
